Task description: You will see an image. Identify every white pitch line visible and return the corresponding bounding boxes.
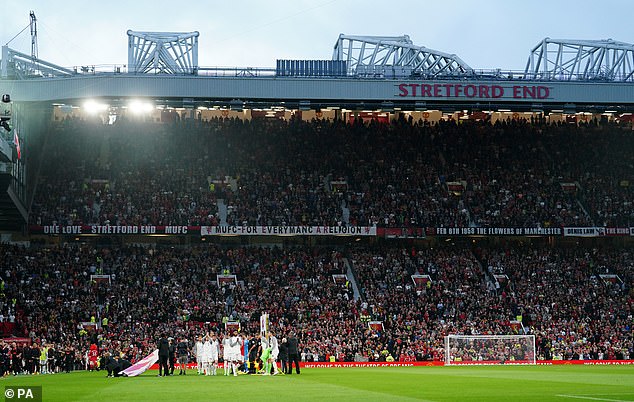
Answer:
[556,394,632,402]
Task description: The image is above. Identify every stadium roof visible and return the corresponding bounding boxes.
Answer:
[332,34,472,78]
[525,38,634,82]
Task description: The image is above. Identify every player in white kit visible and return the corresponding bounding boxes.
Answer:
[229,330,243,377]
[202,334,213,376]
[209,333,219,375]
[269,329,280,375]
[222,333,231,376]
[195,336,204,375]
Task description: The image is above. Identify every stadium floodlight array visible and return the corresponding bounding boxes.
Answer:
[445,335,536,365]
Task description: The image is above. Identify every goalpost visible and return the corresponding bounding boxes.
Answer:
[444,335,536,365]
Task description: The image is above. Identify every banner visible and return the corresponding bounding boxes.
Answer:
[427,227,563,236]
[260,313,269,336]
[382,227,425,238]
[563,227,605,237]
[145,359,634,370]
[201,226,377,236]
[368,321,384,331]
[120,349,159,377]
[27,224,632,238]
[30,225,197,235]
[563,227,632,237]
[604,227,630,236]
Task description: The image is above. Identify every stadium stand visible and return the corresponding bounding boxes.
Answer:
[0,115,630,371]
[29,117,632,229]
[0,241,631,367]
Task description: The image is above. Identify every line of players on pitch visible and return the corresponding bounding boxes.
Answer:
[158,328,300,377]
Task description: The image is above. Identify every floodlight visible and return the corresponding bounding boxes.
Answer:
[83,100,108,114]
[128,100,153,114]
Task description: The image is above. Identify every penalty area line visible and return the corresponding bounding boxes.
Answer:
[556,395,632,402]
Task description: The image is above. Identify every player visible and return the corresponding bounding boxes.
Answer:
[222,333,231,376]
[210,333,220,375]
[229,329,242,377]
[195,336,204,375]
[269,329,280,375]
[202,335,212,376]
[260,333,271,375]
[242,334,250,374]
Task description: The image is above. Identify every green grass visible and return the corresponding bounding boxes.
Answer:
[2,366,634,401]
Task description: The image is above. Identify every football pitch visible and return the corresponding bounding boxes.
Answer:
[2,366,633,401]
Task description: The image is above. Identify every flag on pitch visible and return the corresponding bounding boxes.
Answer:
[119,349,159,377]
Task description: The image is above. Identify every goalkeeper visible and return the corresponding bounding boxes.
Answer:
[260,335,272,375]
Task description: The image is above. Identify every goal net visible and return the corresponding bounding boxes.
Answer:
[444,335,536,365]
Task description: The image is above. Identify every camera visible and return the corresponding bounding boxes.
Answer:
[1,94,11,132]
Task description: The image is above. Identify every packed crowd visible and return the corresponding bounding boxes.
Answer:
[0,243,356,371]
[348,245,632,362]
[29,116,633,229]
[0,241,631,370]
[476,247,632,360]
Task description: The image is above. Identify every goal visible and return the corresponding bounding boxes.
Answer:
[444,335,536,365]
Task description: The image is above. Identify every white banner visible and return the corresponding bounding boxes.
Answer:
[120,349,158,377]
[563,227,605,237]
[200,226,377,236]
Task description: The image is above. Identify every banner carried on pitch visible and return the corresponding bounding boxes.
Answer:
[119,349,159,377]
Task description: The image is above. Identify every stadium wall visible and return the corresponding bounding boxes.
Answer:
[2,76,634,107]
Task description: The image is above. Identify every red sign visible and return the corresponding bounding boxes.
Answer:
[397,83,550,99]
